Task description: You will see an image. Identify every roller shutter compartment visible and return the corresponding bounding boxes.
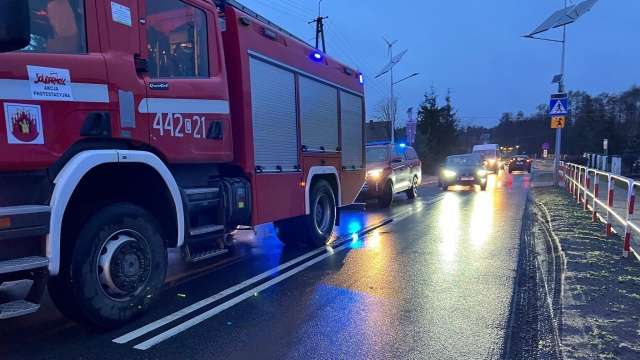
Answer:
[299,76,339,153]
[250,57,299,172]
[340,91,364,170]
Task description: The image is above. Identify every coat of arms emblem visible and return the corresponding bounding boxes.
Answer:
[4,103,44,144]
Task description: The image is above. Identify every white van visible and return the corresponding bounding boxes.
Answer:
[472,144,500,172]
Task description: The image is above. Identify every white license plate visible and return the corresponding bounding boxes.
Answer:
[461,177,474,181]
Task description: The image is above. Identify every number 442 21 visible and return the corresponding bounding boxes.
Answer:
[152,113,206,138]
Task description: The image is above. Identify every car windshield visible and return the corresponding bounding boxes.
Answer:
[513,156,529,161]
[446,156,481,166]
[366,147,388,162]
[473,149,497,158]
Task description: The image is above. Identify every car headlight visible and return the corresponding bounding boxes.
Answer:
[477,169,487,176]
[488,159,496,164]
[367,169,382,179]
[443,170,456,177]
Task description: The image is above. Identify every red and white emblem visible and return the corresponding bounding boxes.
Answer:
[4,103,44,144]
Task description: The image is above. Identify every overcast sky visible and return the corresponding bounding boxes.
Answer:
[236,0,640,128]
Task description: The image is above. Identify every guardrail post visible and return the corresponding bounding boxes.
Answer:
[584,175,590,211]
[607,175,613,237]
[573,167,578,199]
[578,170,583,204]
[593,178,599,221]
[623,184,635,258]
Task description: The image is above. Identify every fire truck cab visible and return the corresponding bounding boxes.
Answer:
[0,0,365,328]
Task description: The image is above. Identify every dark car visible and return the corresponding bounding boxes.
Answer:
[358,142,422,208]
[468,153,486,168]
[508,155,532,173]
[439,154,488,191]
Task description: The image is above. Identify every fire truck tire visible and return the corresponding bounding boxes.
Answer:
[274,180,336,247]
[377,182,393,208]
[273,217,305,247]
[305,180,336,247]
[48,203,167,329]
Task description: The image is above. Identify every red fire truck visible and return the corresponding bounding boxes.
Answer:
[0,0,365,328]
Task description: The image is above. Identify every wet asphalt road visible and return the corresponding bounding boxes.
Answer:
[0,167,535,360]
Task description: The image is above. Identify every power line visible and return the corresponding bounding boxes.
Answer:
[279,0,317,17]
[324,23,416,115]
[250,0,310,23]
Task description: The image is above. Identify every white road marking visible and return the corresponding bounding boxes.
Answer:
[117,198,437,349]
[113,246,327,344]
[133,241,351,350]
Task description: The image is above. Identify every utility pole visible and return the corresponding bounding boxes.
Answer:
[553,0,567,188]
[386,38,396,143]
[309,0,328,53]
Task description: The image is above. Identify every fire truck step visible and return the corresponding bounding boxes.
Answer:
[188,248,229,262]
[0,256,48,274]
[189,224,225,236]
[183,187,220,196]
[0,300,40,319]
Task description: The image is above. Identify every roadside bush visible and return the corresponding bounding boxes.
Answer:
[562,155,588,166]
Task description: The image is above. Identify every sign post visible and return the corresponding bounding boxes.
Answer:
[406,107,416,146]
[542,142,549,159]
[550,93,568,187]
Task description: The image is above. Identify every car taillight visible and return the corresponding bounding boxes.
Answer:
[527,159,531,163]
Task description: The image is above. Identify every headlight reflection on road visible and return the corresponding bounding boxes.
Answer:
[470,192,493,250]
[350,229,382,250]
[368,229,382,249]
[438,193,460,269]
[486,174,498,190]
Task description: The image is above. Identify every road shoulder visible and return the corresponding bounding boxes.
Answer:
[530,184,640,359]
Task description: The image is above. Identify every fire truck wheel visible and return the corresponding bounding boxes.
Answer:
[377,182,393,208]
[273,217,305,247]
[48,203,167,329]
[305,180,336,247]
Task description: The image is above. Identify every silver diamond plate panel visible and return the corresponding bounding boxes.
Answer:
[0,256,48,274]
[0,300,40,319]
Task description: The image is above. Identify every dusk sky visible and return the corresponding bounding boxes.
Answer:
[236,0,640,129]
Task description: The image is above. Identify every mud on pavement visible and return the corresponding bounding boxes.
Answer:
[506,176,640,359]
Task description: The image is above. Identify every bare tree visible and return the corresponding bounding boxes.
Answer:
[372,96,398,122]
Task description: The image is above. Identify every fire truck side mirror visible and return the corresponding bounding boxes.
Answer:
[0,0,30,53]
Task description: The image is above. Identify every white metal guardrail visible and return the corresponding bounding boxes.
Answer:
[561,162,638,258]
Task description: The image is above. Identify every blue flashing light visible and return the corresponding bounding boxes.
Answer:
[310,52,323,61]
[399,143,406,148]
[358,72,364,85]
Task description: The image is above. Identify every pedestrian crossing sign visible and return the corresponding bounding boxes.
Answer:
[551,116,565,129]
[549,98,568,116]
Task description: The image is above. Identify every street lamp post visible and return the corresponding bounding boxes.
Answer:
[390,72,419,143]
[522,0,599,187]
[375,40,417,144]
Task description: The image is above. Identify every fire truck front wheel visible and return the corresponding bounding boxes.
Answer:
[48,203,167,329]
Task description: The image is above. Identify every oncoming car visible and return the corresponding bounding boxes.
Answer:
[508,155,532,173]
[358,142,422,208]
[439,154,488,191]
